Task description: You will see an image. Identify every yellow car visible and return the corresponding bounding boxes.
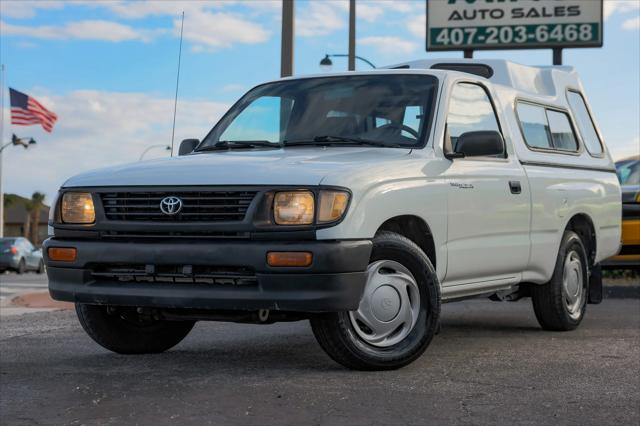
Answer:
[604,156,640,269]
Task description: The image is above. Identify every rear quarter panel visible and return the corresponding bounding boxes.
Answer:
[522,165,621,282]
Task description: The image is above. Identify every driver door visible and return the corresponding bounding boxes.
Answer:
[442,82,530,285]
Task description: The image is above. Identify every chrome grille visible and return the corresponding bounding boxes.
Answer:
[101,190,257,222]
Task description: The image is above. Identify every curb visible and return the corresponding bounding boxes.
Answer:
[9,291,74,310]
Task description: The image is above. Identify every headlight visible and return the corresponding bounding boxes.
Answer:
[61,192,95,224]
[274,191,314,225]
[318,190,350,223]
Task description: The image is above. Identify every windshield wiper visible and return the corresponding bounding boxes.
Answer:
[196,140,282,152]
[283,135,400,148]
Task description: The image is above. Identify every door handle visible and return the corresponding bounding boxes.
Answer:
[509,180,522,194]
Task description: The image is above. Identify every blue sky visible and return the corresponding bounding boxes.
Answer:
[0,0,639,202]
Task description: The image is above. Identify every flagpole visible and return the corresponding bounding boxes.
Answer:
[170,11,185,156]
[0,63,5,238]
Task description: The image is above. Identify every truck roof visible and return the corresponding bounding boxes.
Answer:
[384,58,583,98]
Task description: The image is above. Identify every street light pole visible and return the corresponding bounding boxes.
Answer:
[348,0,356,71]
[319,54,376,70]
[0,64,5,238]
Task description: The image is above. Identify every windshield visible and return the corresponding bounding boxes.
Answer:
[616,159,640,186]
[199,74,438,149]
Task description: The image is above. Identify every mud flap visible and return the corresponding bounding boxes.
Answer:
[588,264,603,304]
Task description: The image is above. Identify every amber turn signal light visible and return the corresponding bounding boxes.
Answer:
[267,251,313,267]
[48,247,77,262]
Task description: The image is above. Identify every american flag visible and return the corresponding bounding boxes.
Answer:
[9,88,58,133]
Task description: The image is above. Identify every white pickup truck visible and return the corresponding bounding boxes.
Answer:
[45,59,621,370]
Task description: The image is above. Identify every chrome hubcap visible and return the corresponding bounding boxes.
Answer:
[349,260,420,347]
[562,250,584,320]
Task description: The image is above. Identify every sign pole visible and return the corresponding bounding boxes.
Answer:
[553,48,563,66]
[348,0,356,71]
[464,49,474,59]
[281,0,295,77]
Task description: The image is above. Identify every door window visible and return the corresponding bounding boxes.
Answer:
[445,83,501,154]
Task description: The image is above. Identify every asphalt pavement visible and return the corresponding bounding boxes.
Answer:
[1,296,638,425]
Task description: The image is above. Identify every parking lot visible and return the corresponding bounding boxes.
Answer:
[1,275,638,426]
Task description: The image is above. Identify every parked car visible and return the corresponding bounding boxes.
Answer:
[603,156,640,269]
[44,59,621,370]
[0,237,45,274]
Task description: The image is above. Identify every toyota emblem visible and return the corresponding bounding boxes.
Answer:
[159,196,183,215]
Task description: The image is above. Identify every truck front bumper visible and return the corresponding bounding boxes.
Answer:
[44,238,372,312]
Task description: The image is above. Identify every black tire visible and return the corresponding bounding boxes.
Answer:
[531,230,589,331]
[75,304,195,354]
[37,260,45,274]
[310,231,441,371]
[16,259,26,275]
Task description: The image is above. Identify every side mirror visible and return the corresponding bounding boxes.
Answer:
[179,139,199,156]
[453,131,504,158]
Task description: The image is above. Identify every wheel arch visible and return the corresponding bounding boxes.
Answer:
[376,215,437,271]
[565,213,597,268]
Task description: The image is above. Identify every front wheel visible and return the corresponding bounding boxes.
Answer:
[531,231,589,331]
[75,304,195,354]
[311,231,441,370]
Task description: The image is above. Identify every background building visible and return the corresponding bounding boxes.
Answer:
[2,193,49,245]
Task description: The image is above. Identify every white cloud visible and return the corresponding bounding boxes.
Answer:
[604,0,640,30]
[1,89,229,201]
[381,1,423,14]
[358,36,418,55]
[98,1,280,19]
[102,1,273,50]
[356,3,384,23]
[2,1,274,50]
[297,1,345,37]
[622,16,640,30]
[179,11,270,51]
[604,0,640,20]
[1,20,153,42]
[408,14,426,39]
[0,0,64,19]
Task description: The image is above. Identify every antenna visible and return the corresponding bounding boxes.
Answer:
[170,11,185,156]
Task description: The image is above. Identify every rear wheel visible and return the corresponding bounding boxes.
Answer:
[531,231,589,331]
[75,304,195,354]
[311,231,440,370]
[37,260,45,274]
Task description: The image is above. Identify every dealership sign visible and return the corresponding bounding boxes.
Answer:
[426,0,603,51]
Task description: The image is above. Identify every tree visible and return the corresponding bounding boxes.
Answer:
[25,192,46,244]
[2,195,13,223]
